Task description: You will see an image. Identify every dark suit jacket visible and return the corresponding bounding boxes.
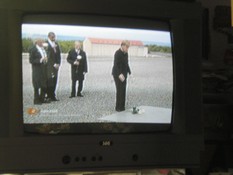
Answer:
[112,48,131,79]
[29,45,47,89]
[67,48,88,81]
[46,41,61,78]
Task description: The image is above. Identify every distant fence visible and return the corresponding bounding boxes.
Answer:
[22,52,172,60]
[22,53,68,60]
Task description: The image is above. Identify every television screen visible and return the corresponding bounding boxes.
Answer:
[22,23,173,134]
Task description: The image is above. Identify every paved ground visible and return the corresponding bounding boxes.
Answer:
[23,53,173,123]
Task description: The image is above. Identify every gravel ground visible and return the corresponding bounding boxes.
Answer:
[23,53,173,123]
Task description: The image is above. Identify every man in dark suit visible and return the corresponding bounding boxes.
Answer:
[67,41,88,98]
[45,32,61,101]
[29,39,48,105]
[112,40,131,112]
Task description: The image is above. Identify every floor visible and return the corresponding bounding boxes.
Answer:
[99,106,171,124]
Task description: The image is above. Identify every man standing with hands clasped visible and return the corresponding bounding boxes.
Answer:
[29,39,49,105]
[46,32,61,101]
[67,41,88,98]
[112,40,131,112]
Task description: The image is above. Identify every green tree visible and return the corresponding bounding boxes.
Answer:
[146,44,171,53]
[22,38,83,53]
[58,40,78,53]
[22,38,34,52]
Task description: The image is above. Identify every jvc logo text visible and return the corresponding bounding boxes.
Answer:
[100,140,113,146]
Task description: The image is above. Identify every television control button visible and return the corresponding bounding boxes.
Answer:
[132,154,139,161]
[62,155,71,164]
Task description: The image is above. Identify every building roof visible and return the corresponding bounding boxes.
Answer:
[87,38,144,46]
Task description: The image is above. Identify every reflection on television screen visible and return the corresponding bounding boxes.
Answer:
[22,24,173,132]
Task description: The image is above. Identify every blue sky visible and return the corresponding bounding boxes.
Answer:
[22,24,171,45]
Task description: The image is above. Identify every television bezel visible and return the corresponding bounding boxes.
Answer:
[0,0,203,173]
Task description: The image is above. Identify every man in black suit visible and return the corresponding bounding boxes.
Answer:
[29,39,48,105]
[112,40,131,112]
[45,32,61,101]
[67,41,88,98]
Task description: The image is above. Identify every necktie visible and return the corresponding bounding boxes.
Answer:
[53,46,56,53]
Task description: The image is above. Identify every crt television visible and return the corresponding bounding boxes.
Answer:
[0,0,203,173]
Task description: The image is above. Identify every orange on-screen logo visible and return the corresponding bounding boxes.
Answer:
[27,107,40,115]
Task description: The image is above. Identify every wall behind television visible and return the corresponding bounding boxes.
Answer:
[197,0,230,65]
